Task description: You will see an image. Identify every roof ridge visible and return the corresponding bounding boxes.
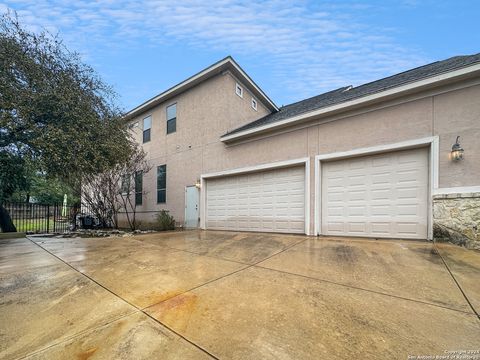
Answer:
[349,53,480,92]
[223,52,480,139]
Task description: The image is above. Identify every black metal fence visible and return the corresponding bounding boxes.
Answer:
[1,202,98,234]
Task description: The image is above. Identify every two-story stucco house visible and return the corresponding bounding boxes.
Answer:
[124,54,480,248]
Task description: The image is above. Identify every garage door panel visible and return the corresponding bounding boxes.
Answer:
[322,148,428,239]
[371,222,391,234]
[371,205,391,216]
[327,222,344,233]
[348,222,367,233]
[348,205,366,216]
[206,166,305,234]
[397,187,419,199]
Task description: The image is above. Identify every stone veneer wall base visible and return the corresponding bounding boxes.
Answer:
[433,192,480,250]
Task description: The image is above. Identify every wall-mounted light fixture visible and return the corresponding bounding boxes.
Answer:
[195,179,201,189]
[451,136,464,161]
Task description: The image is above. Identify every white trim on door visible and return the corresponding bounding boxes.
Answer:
[200,157,311,235]
[314,136,439,240]
[184,185,200,228]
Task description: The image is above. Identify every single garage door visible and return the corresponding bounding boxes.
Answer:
[206,166,305,233]
[321,147,428,239]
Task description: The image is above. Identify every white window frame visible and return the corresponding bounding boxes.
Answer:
[235,83,243,98]
[142,115,152,143]
[143,115,152,130]
[251,98,257,111]
[166,103,177,135]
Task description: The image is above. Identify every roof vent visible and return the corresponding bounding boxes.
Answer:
[342,85,353,92]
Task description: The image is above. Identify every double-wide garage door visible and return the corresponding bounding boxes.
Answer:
[322,147,429,239]
[205,166,305,233]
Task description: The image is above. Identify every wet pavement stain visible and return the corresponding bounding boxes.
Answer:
[77,347,97,360]
[331,244,359,265]
[150,293,199,333]
[407,246,444,265]
[159,293,198,313]
[437,252,480,272]
[143,290,185,307]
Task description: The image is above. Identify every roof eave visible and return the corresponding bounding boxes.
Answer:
[124,57,278,121]
[221,62,480,143]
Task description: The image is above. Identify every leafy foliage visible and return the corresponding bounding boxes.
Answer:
[0,13,135,231]
[155,210,176,231]
[10,172,79,205]
[0,13,134,192]
[0,151,27,202]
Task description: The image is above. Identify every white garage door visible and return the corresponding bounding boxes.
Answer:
[206,166,305,233]
[321,148,428,239]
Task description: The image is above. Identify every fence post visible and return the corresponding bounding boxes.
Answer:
[53,204,57,233]
[46,205,50,233]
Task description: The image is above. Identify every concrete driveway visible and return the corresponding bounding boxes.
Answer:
[0,231,479,359]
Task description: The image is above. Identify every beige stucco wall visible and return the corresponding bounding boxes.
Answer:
[433,84,480,188]
[126,74,480,235]
[124,72,270,226]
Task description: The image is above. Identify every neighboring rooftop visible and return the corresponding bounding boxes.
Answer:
[224,53,480,138]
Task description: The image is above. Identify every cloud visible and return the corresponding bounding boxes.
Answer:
[1,0,428,106]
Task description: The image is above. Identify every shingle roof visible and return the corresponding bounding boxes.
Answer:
[225,53,480,136]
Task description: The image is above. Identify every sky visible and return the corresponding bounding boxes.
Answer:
[1,0,479,111]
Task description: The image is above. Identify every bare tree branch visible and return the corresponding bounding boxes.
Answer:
[82,145,152,230]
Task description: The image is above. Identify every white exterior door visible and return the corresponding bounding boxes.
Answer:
[321,148,429,239]
[185,186,200,228]
[206,166,305,233]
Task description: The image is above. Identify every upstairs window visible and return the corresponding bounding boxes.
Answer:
[251,98,257,111]
[166,104,176,134]
[143,116,151,143]
[157,165,167,203]
[134,171,143,206]
[235,83,243,98]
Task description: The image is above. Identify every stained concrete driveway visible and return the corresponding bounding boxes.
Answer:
[0,231,479,359]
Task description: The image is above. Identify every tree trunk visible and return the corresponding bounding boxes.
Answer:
[0,204,17,232]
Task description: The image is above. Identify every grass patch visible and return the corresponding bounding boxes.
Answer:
[13,218,70,233]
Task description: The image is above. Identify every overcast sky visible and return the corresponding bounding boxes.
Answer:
[1,0,479,111]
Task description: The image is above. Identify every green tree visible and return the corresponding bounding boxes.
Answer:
[11,172,79,205]
[0,151,28,201]
[0,13,134,232]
